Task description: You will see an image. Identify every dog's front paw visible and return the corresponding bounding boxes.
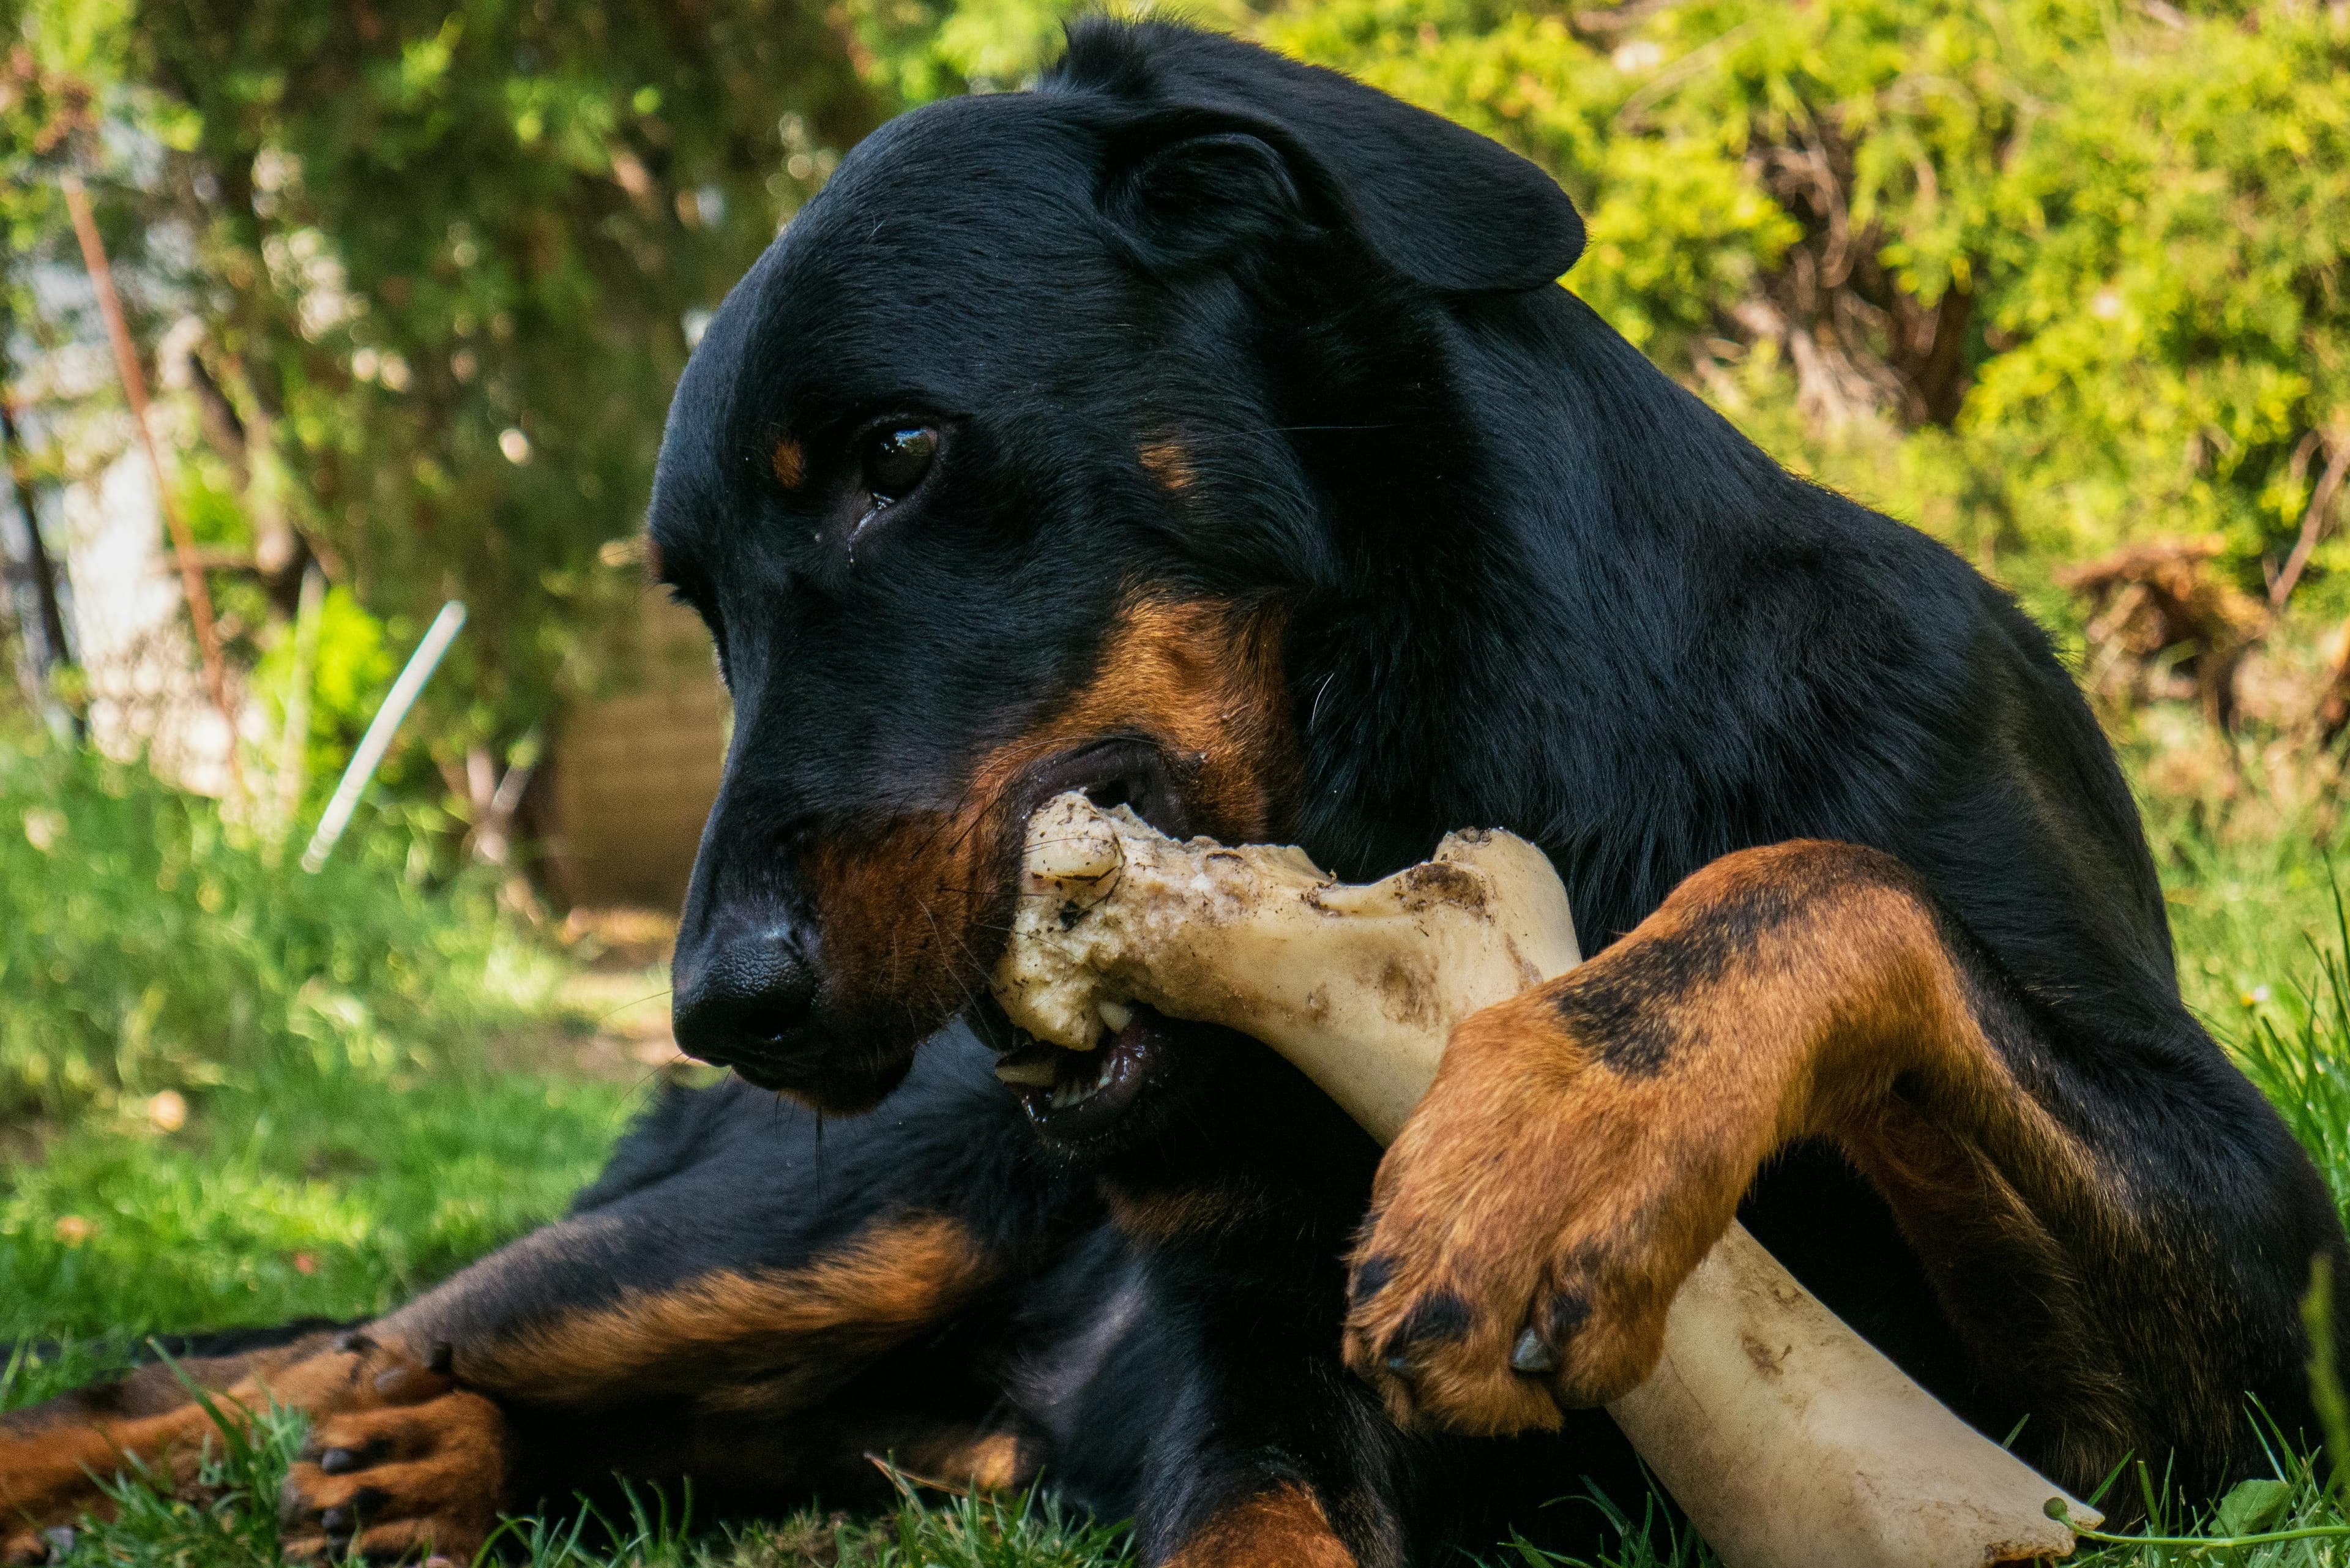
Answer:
[0,1444,101,1567]
[1340,988,1751,1435]
[278,1355,506,1564]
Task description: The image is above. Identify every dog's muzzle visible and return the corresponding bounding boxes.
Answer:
[670,913,822,1089]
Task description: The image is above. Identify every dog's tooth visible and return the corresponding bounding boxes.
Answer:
[1031,816,1123,887]
[1098,998,1133,1033]
[1033,1031,1124,1114]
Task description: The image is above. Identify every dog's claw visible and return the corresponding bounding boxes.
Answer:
[1510,1329,1559,1374]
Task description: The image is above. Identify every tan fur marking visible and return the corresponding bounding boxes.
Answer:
[1138,438,1197,492]
[0,1335,455,1563]
[1346,840,2120,1455]
[895,1429,1035,1493]
[1164,1484,1358,1568]
[0,1335,333,1441]
[1106,1185,1267,1244]
[460,1215,996,1412]
[985,597,1296,840]
[279,1389,509,1564]
[808,596,1297,1048]
[0,1414,210,1559]
[771,436,807,490]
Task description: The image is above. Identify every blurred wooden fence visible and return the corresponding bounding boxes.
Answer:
[545,592,726,910]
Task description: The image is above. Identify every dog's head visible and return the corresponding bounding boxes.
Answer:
[652,21,1581,1134]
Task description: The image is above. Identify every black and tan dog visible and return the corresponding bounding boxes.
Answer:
[7,20,2345,1567]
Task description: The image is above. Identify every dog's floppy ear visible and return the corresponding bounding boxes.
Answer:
[1102,115,1308,275]
[1068,23,1583,294]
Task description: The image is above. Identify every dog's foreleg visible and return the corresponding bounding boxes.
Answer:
[1346,838,2335,1501]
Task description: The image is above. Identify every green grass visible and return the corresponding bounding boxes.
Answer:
[0,741,550,1124]
[0,1066,629,1344]
[0,735,638,1348]
[0,1371,1134,1568]
[5,733,2350,1566]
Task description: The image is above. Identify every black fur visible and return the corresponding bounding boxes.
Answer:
[14,20,2346,1566]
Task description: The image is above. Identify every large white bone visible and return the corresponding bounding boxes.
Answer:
[993,793,2098,1568]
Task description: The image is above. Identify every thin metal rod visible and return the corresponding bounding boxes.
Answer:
[301,600,466,873]
[60,171,244,790]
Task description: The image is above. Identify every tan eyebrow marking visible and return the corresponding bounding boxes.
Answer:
[1138,436,1196,492]
[772,436,807,490]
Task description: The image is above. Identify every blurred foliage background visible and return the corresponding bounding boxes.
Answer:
[4,0,880,760]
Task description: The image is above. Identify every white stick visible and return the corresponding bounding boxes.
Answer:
[994,794,2098,1568]
[300,600,466,873]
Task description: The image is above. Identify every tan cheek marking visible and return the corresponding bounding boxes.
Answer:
[977,595,1298,845]
[772,436,807,490]
[807,810,1010,1040]
[806,595,1299,1030]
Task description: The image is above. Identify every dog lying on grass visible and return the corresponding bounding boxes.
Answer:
[7,18,2346,1567]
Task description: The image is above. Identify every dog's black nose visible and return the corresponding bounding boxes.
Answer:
[671,919,819,1077]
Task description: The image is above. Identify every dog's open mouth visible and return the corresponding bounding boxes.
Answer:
[990,1002,1190,1138]
[977,736,1206,1143]
[1018,735,1194,842]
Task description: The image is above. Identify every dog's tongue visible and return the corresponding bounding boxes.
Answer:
[993,1040,1061,1086]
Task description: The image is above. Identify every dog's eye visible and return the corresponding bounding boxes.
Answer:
[862,426,937,508]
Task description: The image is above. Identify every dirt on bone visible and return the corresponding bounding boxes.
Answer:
[988,791,1576,1140]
